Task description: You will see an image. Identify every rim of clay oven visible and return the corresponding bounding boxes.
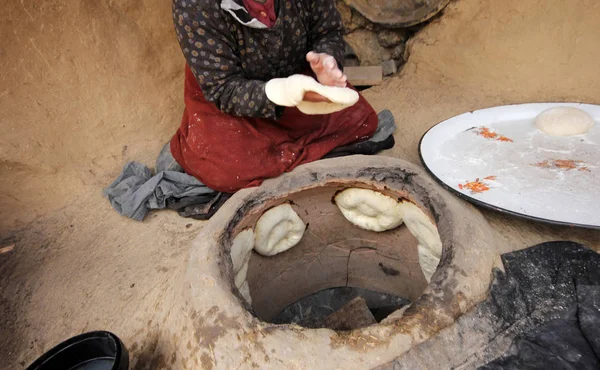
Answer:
[185,155,497,365]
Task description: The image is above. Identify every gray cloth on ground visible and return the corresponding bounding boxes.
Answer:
[324,109,396,158]
[371,109,396,142]
[104,161,215,221]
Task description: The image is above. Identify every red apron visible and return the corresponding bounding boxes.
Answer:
[170,65,378,193]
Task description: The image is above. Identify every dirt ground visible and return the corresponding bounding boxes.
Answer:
[1,0,599,368]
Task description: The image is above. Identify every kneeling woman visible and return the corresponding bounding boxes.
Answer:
[169,0,389,193]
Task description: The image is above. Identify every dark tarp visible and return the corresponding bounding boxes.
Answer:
[379,241,600,370]
[480,242,600,369]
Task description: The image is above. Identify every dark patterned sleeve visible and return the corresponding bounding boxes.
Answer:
[172,0,281,119]
[307,0,346,68]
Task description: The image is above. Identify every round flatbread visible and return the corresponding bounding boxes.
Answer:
[234,259,249,289]
[265,74,359,115]
[230,229,254,275]
[398,201,442,282]
[254,204,306,256]
[335,188,404,232]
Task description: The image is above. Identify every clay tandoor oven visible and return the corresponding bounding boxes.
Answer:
[175,156,497,369]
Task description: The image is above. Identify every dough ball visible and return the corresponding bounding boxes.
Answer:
[535,107,595,136]
[230,229,254,275]
[335,188,403,232]
[254,204,306,256]
[398,201,442,282]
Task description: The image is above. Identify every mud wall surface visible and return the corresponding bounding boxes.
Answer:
[0,0,184,231]
[363,0,600,162]
[1,0,599,369]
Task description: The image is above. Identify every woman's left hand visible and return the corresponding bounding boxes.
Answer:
[306,52,347,88]
[303,91,332,103]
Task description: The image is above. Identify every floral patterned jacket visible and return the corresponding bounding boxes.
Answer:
[172,0,345,119]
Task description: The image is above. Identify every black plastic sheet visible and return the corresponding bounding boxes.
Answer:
[379,241,600,370]
[481,242,600,369]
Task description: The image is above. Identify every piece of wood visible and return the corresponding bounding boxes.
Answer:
[323,296,377,331]
[0,245,15,254]
[344,66,383,86]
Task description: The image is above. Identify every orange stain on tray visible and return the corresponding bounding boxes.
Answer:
[532,159,590,172]
[474,127,514,142]
[458,176,497,193]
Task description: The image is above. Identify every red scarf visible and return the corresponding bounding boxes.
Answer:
[242,0,277,28]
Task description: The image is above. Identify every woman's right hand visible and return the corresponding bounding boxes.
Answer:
[303,91,331,103]
[306,52,347,88]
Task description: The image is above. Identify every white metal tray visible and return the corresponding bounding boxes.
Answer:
[419,103,600,229]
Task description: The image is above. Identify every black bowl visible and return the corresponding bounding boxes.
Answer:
[26,331,128,370]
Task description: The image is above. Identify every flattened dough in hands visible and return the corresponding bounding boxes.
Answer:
[265,74,359,115]
[335,188,404,232]
[399,201,442,282]
[254,204,306,256]
[535,107,595,136]
[296,82,359,115]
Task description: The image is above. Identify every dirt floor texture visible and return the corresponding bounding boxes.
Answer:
[1,0,599,369]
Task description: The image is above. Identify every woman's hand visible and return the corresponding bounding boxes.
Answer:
[306,52,347,88]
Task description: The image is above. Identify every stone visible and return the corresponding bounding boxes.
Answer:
[323,297,377,331]
[381,47,393,61]
[391,43,406,60]
[377,29,407,48]
[345,0,451,27]
[335,0,375,33]
[350,8,374,30]
[382,59,398,76]
[344,43,357,58]
[344,29,386,66]
[343,58,360,67]
[335,0,354,33]
[271,287,409,328]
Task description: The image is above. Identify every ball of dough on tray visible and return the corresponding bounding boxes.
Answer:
[535,107,595,136]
